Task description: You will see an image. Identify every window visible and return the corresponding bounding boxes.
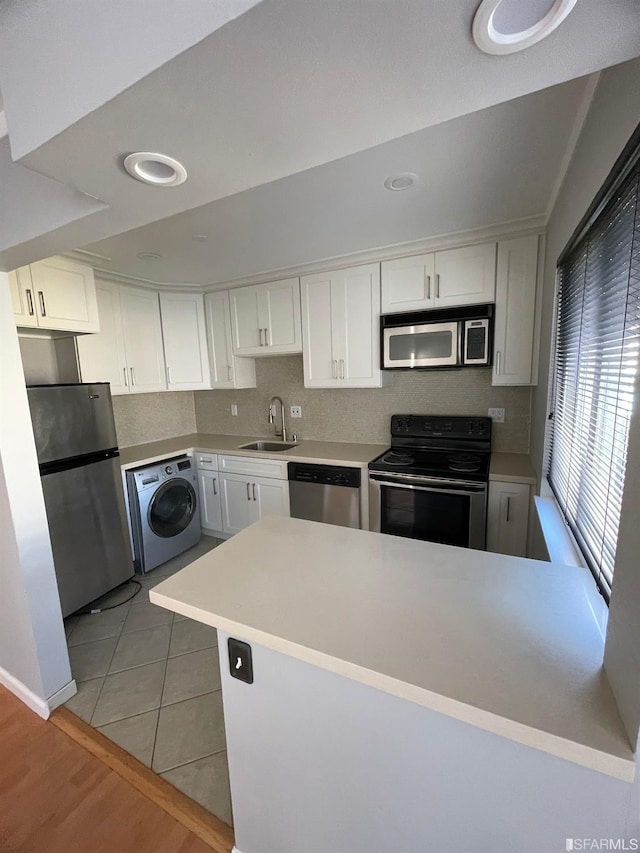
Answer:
[548,141,640,601]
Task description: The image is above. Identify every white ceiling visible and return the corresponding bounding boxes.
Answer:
[82,76,591,285]
[0,0,639,274]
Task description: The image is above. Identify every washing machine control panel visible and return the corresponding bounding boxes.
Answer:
[132,456,194,489]
[164,465,174,475]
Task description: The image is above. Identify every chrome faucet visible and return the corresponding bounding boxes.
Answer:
[268,396,287,442]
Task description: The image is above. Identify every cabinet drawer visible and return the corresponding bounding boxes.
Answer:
[195,452,219,471]
[219,454,288,480]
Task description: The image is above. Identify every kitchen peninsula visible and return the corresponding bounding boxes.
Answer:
[151,516,636,853]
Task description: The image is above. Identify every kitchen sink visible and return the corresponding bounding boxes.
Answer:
[239,441,299,452]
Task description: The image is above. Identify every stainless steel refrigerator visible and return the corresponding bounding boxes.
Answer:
[27,383,133,617]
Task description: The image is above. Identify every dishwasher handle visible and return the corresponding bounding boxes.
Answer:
[288,462,361,488]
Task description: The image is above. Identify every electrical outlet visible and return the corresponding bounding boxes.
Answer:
[231,403,238,416]
[290,405,302,418]
[488,407,505,423]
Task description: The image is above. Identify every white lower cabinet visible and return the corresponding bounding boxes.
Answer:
[492,235,540,386]
[198,469,223,533]
[486,481,530,557]
[219,454,290,536]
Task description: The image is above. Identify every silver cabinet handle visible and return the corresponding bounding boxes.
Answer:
[166,367,172,384]
[227,365,233,382]
[426,275,431,300]
[265,328,270,347]
[26,289,35,316]
[435,274,440,299]
[331,359,337,379]
[123,367,128,387]
[201,457,213,464]
[495,351,501,375]
[246,482,251,500]
[213,478,218,496]
[506,496,511,523]
[252,483,256,501]
[259,328,264,347]
[38,291,46,316]
[340,359,345,379]
[130,367,135,386]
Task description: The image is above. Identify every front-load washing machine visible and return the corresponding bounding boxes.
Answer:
[126,455,200,573]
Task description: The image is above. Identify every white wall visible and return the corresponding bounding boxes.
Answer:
[220,633,640,853]
[0,273,73,715]
[529,57,640,748]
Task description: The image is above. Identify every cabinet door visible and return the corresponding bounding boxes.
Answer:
[160,292,211,391]
[205,291,256,389]
[119,287,166,393]
[339,264,384,387]
[434,243,496,307]
[301,273,340,387]
[230,286,262,355]
[9,266,38,327]
[381,254,435,313]
[487,482,530,557]
[29,257,99,332]
[252,476,290,521]
[76,280,128,394]
[493,236,539,386]
[220,473,254,535]
[260,278,302,353]
[198,470,223,532]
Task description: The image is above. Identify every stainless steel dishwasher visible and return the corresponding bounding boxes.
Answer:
[288,462,361,528]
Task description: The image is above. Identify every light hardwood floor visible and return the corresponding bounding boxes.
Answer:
[0,685,235,853]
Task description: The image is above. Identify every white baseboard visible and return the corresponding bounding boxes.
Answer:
[0,665,50,719]
[48,679,77,712]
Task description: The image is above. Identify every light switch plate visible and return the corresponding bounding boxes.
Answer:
[290,406,302,418]
[488,407,505,423]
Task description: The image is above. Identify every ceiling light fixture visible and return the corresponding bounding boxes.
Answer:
[472,0,578,55]
[123,152,188,187]
[384,173,418,191]
[136,252,163,261]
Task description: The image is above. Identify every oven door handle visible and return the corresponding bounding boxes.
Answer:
[369,474,486,495]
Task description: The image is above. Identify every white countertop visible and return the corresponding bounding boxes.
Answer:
[150,516,634,782]
[119,433,386,470]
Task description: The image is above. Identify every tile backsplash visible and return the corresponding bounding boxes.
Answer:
[113,391,196,448]
[194,356,531,453]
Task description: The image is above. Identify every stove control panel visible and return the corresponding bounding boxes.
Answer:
[391,414,491,440]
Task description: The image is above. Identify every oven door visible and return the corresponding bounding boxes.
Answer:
[383,322,460,368]
[369,473,487,550]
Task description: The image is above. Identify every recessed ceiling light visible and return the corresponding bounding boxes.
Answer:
[136,252,163,261]
[123,152,187,187]
[384,173,418,191]
[472,0,578,55]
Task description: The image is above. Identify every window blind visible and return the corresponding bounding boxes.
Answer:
[548,160,640,600]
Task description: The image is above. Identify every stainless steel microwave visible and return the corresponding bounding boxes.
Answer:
[380,304,494,370]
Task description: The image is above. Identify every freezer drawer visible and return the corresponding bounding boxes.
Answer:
[41,454,133,616]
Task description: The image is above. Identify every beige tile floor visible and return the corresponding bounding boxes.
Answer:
[63,535,233,826]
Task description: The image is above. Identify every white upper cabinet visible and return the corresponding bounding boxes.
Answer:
[381,243,496,313]
[301,263,390,388]
[492,235,540,386]
[77,282,166,394]
[205,291,256,389]
[11,257,99,333]
[9,266,38,328]
[159,292,211,391]
[230,278,302,356]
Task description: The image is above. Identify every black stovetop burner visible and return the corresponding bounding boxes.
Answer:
[369,414,492,483]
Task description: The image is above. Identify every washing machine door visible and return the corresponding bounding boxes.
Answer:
[148,477,197,538]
